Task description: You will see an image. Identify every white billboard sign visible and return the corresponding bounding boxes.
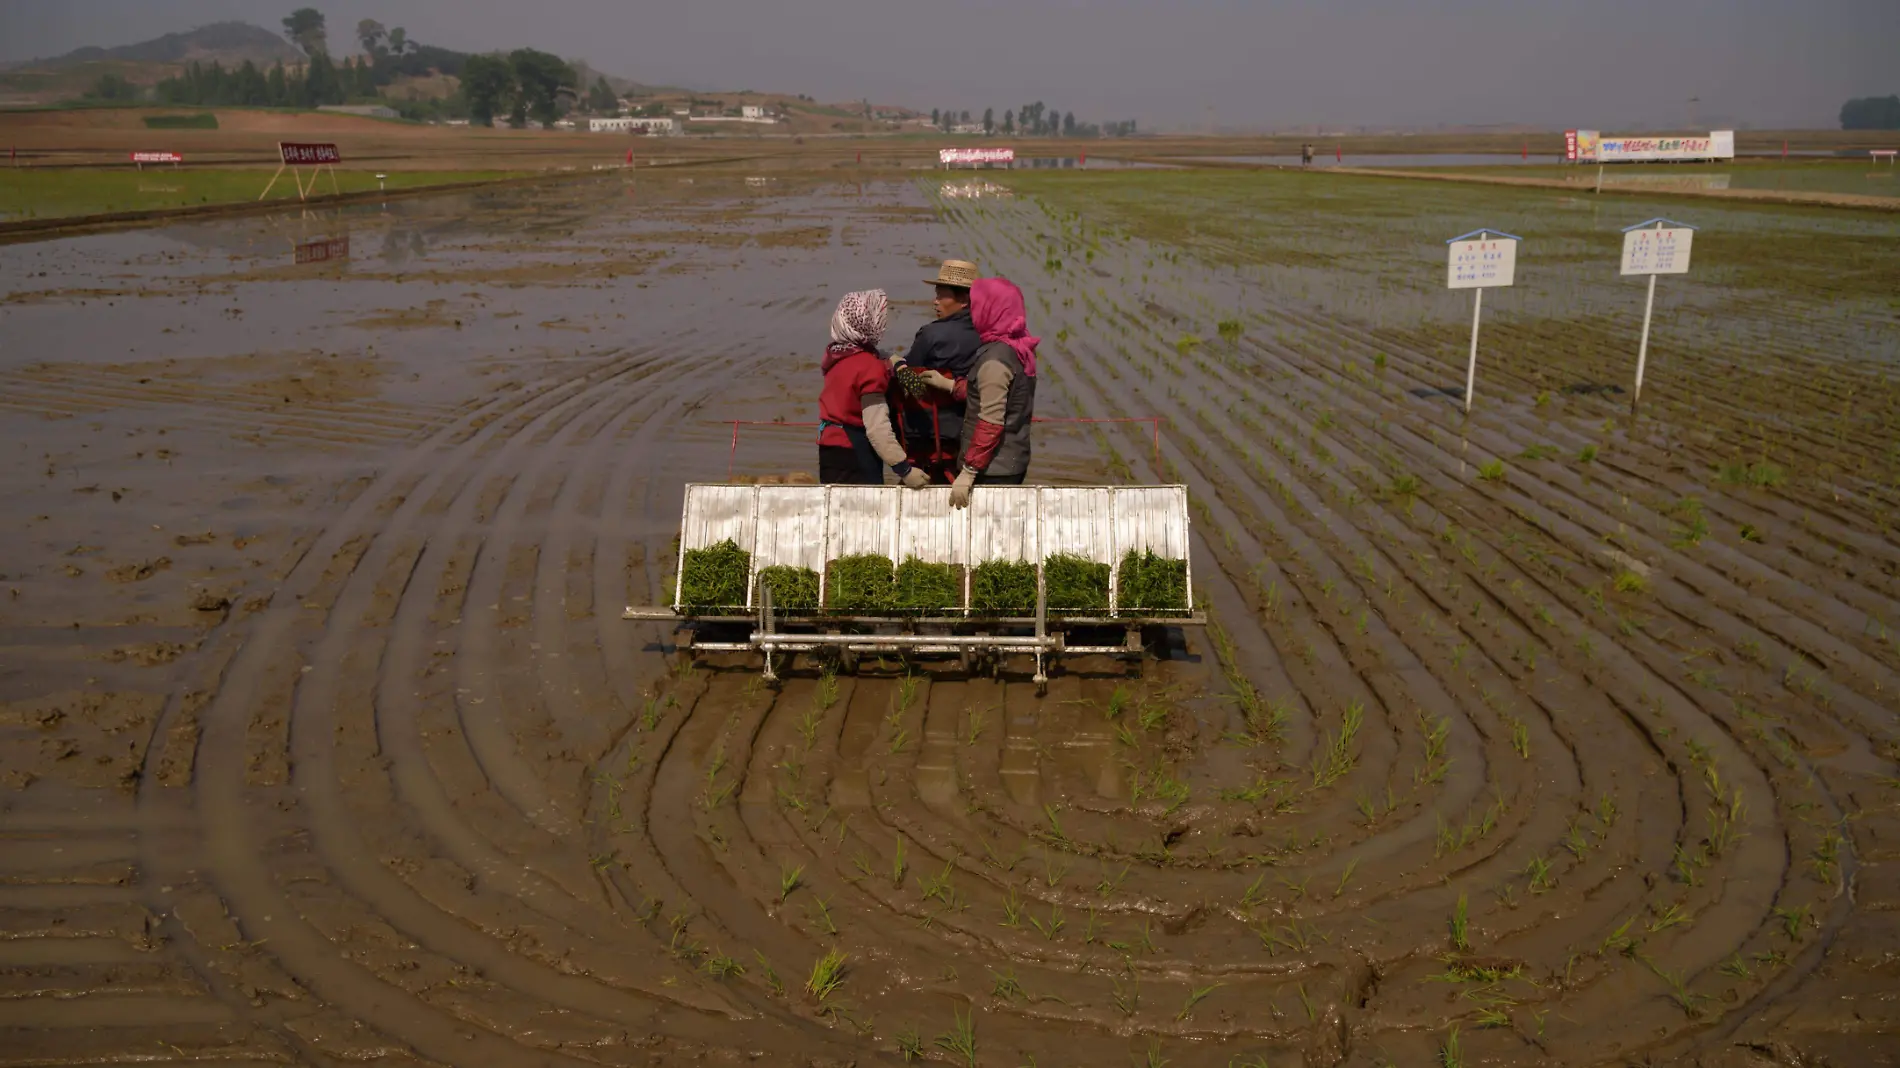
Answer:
[1595,131,1734,163]
[1447,236,1517,289]
[1620,226,1694,276]
[939,147,1015,166]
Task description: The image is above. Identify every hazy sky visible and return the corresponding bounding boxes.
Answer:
[4,1,1895,130]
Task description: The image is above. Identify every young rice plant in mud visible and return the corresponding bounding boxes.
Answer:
[935,1006,977,1066]
[805,949,847,1003]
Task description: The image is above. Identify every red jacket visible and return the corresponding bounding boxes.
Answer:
[818,347,891,448]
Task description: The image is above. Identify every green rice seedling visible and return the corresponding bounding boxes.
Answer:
[1045,553,1111,612]
[1217,318,1244,342]
[918,859,956,904]
[808,896,837,936]
[964,708,986,745]
[1518,444,1560,461]
[678,539,749,608]
[1578,443,1599,463]
[1000,886,1024,927]
[1811,830,1842,885]
[935,1006,977,1066]
[1176,983,1221,1021]
[1534,390,1551,408]
[1601,915,1639,955]
[988,966,1025,1002]
[1441,1024,1465,1068]
[753,950,783,996]
[1309,701,1364,789]
[805,948,847,1003]
[891,839,908,886]
[704,952,743,979]
[1335,858,1359,898]
[1773,903,1811,939]
[1524,855,1554,894]
[1105,685,1133,720]
[1117,549,1189,611]
[1374,352,1388,371]
[896,1024,924,1062]
[1030,904,1066,940]
[1717,460,1786,489]
[757,565,820,610]
[778,863,804,903]
[894,557,963,613]
[1449,892,1471,951]
[1389,473,1421,497]
[1670,497,1711,548]
[1740,523,1764,543]
[1648,903,1689,932]
[1613,570,1647,594]
[970,559,1038,614]
[1477,460,1506,483]
[1719,954,1753,980]
[827,554,896,612]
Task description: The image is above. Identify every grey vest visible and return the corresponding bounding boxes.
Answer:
[960,342,1036,478]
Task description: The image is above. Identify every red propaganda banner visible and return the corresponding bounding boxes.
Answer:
[1564,130,1578,162]
[293,236,350,265]
[279,142,341,165]
[131,151,183,164]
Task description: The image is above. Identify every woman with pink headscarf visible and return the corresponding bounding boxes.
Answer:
[945,277,1039,508]
[817,289,931,487]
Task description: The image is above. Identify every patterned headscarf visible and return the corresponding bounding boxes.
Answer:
[827,289,890,355]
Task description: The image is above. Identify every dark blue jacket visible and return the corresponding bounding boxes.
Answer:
[903,309,981,444]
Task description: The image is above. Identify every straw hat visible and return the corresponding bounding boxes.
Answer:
[926,259,978,288]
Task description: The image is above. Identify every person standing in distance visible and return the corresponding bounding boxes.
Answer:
[894,259,982,483]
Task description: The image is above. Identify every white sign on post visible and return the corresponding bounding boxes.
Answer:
[1620,226,1694,276]
[1618,218,1698,408]
[1444,228,1523,414]
[1447,236,1517,289]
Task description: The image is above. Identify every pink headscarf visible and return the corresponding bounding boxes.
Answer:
[971,277,1039,378]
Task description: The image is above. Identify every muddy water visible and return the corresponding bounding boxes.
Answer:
[3,165,1897,1068]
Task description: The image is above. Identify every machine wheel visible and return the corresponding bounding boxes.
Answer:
[840,647,861,676]
[673,627,697,674]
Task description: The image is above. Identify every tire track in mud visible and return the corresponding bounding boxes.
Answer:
[926,184,1900,1063]
[124,296,847,1056]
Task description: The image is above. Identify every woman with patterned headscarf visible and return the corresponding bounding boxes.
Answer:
[817,289,931,487]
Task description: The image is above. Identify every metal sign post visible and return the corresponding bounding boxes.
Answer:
[1444,228,1523,413]
[260,142,342,201]
[1618,217,1697,409]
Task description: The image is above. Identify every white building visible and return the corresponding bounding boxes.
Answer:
[589,116,678,135]
[741,105,766,120]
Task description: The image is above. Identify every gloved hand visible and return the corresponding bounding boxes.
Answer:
[917,369,956,392]
[900,467,930,489]
[949,468,976,509]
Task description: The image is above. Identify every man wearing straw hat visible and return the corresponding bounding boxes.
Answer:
[893,258,983,483]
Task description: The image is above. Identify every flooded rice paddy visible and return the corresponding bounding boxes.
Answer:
[2,164,1899,1067]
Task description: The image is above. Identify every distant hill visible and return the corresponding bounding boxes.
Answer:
[14,22,304,70]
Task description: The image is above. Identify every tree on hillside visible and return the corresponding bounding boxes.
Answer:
[387,27,410,55]
[983,107,993,134]
[302,49,345,105]
[267,61,289,105]
[508,48,575,128]
[931,108,939,126]
[282,8,327,56]
[462,54,516,126]
[587,76,618,114]
[1062,111,1075,137]
[1840,95,1900,130]
[356,19,387,57]
[86,73,139,102]
[1003,109,1013,135]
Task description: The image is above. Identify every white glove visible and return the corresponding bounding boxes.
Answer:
[917,369,955,392]
[949,468,976,509]
[900,467,930,489]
